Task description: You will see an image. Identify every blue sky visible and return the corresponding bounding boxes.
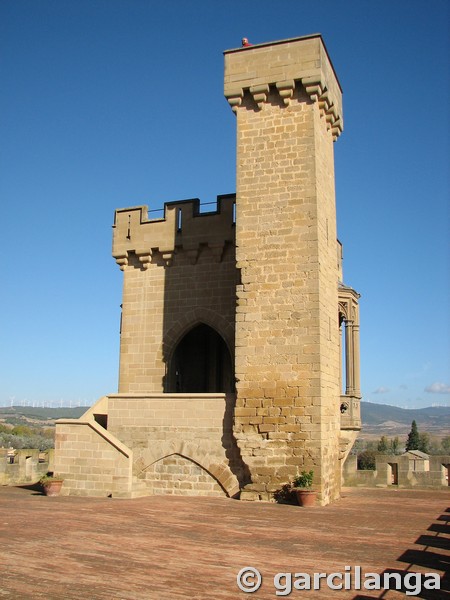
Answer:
[1,0,449,409]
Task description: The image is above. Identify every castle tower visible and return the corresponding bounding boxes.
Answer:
[225,35,345,504]
[55,34,360,502]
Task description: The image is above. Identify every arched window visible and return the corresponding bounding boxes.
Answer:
[167,324,233,393]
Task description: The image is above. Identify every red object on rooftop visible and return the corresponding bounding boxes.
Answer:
[241,37,252,47]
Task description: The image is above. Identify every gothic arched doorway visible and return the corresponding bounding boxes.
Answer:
[167,324,233,393]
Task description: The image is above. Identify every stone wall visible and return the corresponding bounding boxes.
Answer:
[55,394,243,498]
[54,420,133,497]
[144,454,227,497]
[106,393,242,497]
[113,197,237,394]
[343,453,450,488]
[0,448,53,486]
[225,35,343,504]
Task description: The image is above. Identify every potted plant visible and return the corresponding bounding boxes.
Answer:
[39,473,64,497]
[292,470,317,507]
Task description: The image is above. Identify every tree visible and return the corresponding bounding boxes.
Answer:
[11,425,33,437]
[405,420,420,451]
[390,436,400,455]
[418,432,430,454]
[441,436,450,454]
[357,450,376,470]
[426,435,442,455]
[377,436,389,454]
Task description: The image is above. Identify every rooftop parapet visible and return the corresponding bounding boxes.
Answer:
[112,194,235,269]
[224,34,343,139]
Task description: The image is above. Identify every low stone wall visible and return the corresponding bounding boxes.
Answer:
[0,448,54,486]
[55,393,244,498]
[343,454,450,488]
[54,420,133,497]
[106,393,242,498]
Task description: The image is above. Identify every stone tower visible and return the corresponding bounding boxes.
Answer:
[55,35,360,504]
[225,35,348,504]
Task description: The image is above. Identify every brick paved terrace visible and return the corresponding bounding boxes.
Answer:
[0,486,448,599]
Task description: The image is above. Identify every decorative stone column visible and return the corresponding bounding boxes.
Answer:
[338,285,361,468]
[339,318,343,394]
[345,320,355,396]
[352,320,361,398]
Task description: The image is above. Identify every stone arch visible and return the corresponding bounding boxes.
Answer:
[168,324,232,393]
[163,307,234,362]
[136,440,240,498]
[338,301,350,325]
[163,310,234,393]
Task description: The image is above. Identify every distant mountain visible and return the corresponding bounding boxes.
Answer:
[1,402,449,435]
[0,405,87,423]
[361,402,450,436]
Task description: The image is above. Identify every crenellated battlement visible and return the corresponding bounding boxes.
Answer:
[112,194,235,269]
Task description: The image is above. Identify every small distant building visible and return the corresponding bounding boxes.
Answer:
[343,451,450,488]
[402,450,430,472]
[0,448,53,485]
[7,447,15,464]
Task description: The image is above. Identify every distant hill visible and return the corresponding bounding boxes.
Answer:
[0,405,87,425]
[1,402,449,436]
[361,401,450,436]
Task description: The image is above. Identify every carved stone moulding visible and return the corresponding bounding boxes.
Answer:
[136,251,151,270]
[249,84,270,110]
[225,77,343,140]
[276,80,295,106]
[114,254,129,271]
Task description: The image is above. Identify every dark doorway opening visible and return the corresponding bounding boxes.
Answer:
[388,462,399,485]
[167,324,233,393]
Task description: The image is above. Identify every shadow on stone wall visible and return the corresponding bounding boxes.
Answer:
[222,390,251,493]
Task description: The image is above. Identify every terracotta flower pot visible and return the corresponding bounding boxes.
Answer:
[42,480,64,497]
[295,489,317,507]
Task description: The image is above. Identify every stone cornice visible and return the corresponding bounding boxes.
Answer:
[224,35,343,139]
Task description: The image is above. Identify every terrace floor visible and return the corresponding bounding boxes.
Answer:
[0,485,448,599]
